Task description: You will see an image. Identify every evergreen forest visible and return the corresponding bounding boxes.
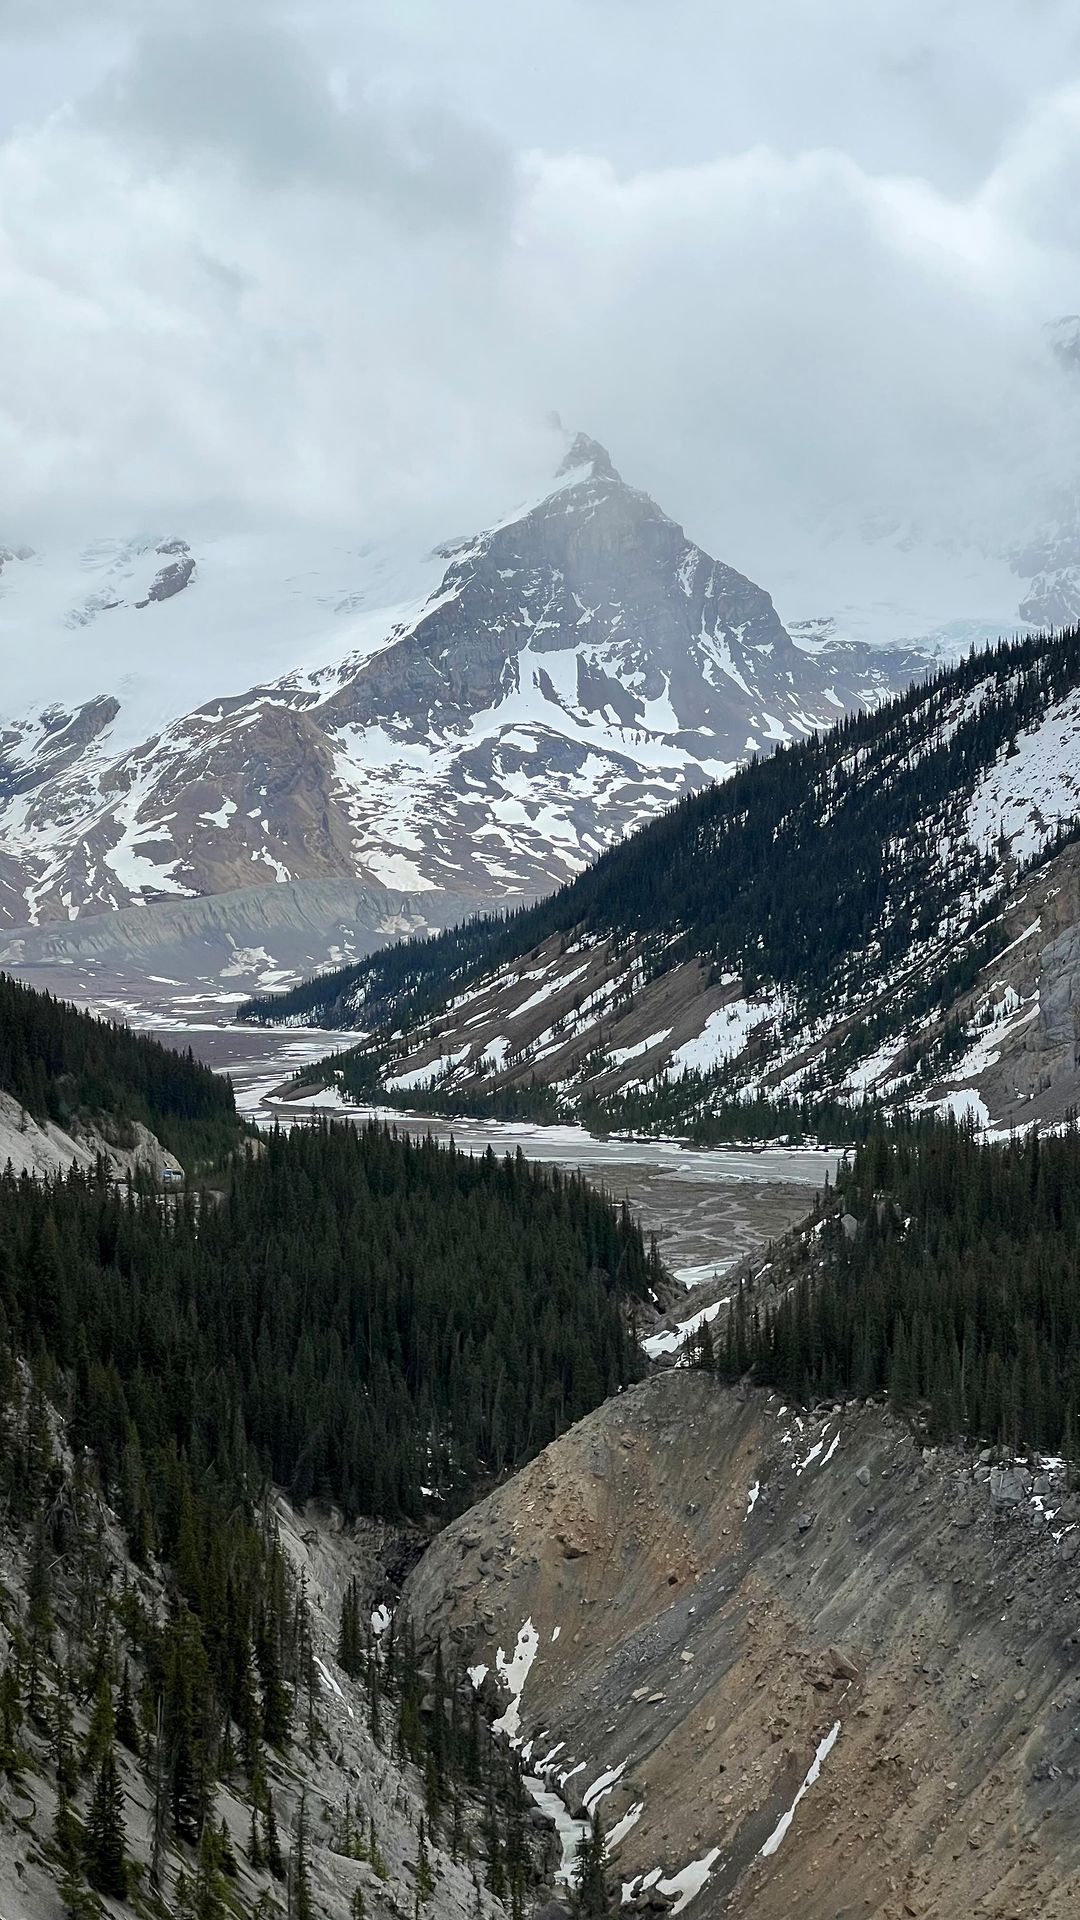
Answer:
[0,971,239,1168]
[1,1120,649,1526]
[696,1118,1080,1459]
[0,977,653,1917]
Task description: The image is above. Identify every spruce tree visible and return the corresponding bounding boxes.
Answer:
[574,1807,609,1916]
[292,1789,314,1920]
[85,1742,128,1900]
[416,1815,434,1901]
[115,1659,140,1756]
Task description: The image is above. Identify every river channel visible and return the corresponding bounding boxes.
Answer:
[143,1003,837,1287]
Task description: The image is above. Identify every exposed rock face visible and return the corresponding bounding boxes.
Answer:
[0,694,120,797]
[0,1445,517,1920]
[971,841,1080,1126]
[0,1087,184,1183]
[321,434,821,751]
[0,874,496,999]
[405,1372,1080,1919]
[0,438,925,929]
[135,544,195,605]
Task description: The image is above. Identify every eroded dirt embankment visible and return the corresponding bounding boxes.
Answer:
[405,1372,1080,1919]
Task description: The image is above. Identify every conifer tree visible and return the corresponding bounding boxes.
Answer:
[82,1672,116,1778]
[51,1669,78,1796]
[574,1807,609,1916]
[115,1659,140,1756]
[263,1788,286,1879]
[53,1786,90,1919]
[85,1741,128,1900]
[416,1814,435,1901]
[338,1579,363,1679]
[292,1788,314,1920]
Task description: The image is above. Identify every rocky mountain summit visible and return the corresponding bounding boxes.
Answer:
[0,437,924,942]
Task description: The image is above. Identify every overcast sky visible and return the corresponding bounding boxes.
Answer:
[2,0,1080,605]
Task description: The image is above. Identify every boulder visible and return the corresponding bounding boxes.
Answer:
[561,1536,590,1559]
[829,1648,860,1681]
[989,1467,1029,1507]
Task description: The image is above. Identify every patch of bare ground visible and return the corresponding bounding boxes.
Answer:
[406,1371,1080,1919]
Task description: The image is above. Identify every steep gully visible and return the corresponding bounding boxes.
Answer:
[53,1000,1080,1915]
[406,1372,1080,1919]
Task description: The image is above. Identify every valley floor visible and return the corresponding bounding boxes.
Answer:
[2,959,840,1286]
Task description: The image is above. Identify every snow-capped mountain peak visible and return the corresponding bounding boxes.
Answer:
[0,438,926,930]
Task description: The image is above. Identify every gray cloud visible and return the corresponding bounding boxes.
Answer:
[0,0,1078,636]
[87,18,513,231]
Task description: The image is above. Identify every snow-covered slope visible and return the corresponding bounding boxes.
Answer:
[0,530,449,757]
[269,627,1080,1136]
[0,436,927,930]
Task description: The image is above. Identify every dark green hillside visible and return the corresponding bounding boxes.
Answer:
[0,969,238,1167]
[0,976,644,1916]
[1,1120,647,1524]
[241,625,1080,1040]
[703,1118,1080,1458]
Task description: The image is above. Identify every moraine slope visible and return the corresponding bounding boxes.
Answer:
[405,1367,1080,1919]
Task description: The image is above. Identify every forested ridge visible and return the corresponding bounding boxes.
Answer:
[2,1122,648,1523]
[0,971,239,1168]
[0,976,652,1917]
[698,1119,1080,1459]
[321,1062,885,1149]
[241,625,1080,1044]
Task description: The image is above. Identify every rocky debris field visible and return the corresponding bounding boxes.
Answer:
[405,1371,1080,1919]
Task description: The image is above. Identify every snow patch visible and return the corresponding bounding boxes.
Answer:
[606,1801,644,1851]
[668,994,785,1075]
[522,1776,588,1885]
[492,1619,540,1739]
[655,1846,724,1913]
[583,1761,626,1813]
[760,1720,841,1857]
[643,1298,728,1361]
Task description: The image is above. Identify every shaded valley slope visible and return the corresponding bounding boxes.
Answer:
[254,624,1080,1137]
